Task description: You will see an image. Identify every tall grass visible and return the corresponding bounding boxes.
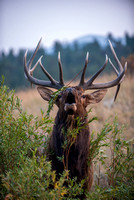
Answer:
[0,77,134,199]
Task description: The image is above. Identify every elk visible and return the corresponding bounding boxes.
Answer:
[24,39,127,195]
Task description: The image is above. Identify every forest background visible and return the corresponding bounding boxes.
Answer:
[0,33,134,90]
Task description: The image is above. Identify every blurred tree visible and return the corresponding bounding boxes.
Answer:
[107,33,115,44]
[53,41,63,54]
[73,41,80,52]
[125,32,134,52]
[121,54,134,78]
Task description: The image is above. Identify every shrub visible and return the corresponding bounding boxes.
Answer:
[0,78,84,199]
[87,117,134,200]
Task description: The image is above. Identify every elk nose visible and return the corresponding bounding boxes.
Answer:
[66,92,76,104]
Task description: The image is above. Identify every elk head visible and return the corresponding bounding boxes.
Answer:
[24,38,127,116]
[37,86,107,121]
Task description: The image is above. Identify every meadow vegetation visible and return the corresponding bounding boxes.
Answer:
[0,76,134,199]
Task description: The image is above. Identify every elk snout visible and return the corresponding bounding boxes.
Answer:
[64,91,77,115]
[64,103,77,115]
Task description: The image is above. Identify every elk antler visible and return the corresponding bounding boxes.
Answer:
[24,38,64,89]
[79,40,127,101]
[24,39,127,101]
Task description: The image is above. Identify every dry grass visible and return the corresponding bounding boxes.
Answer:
[16,75,134,139]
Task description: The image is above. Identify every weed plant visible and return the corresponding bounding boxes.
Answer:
[0,77,133,199]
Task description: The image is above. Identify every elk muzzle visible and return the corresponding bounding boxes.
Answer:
[64,91,77,115]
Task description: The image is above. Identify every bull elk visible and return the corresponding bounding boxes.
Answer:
[24,39,127,196]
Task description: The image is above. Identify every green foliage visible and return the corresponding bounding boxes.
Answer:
[2,157,69,200]
[59,116,90,171]
[88,117,134,200]
[47,86,67,116]
[89,121,112,162]
[0,80,133,199]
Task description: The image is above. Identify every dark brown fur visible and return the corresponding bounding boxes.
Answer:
[37,86,107,195]
[49,87,93,190]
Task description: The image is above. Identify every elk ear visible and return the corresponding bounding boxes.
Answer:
[37,86,53,101]
[86,89,107,104]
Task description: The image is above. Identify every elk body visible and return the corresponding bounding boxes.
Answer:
[24,39,127,194]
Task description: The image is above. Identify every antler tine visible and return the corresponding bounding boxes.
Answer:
[109,57,126,101]
[79,52,89,86]
[114,84,120,101]
[24,39,65,90]
[108,40,123,72]
[113,61,127,101]
[58,52,64,85]
[29,56,43,88]
[109,58,119,75]
[109,57,126,83]
[39,57,57,84]
[29,56,43,76]
[27,38,42,70]
[86,54,108,87]
[109,58,120,101]
[24,50,29,79]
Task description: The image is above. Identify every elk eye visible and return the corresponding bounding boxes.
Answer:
[57,95,62,99]
[82,95,86,99]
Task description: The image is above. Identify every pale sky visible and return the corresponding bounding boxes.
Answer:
[0,0,134,52]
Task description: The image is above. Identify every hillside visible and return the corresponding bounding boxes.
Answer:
[73,34,126,47]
